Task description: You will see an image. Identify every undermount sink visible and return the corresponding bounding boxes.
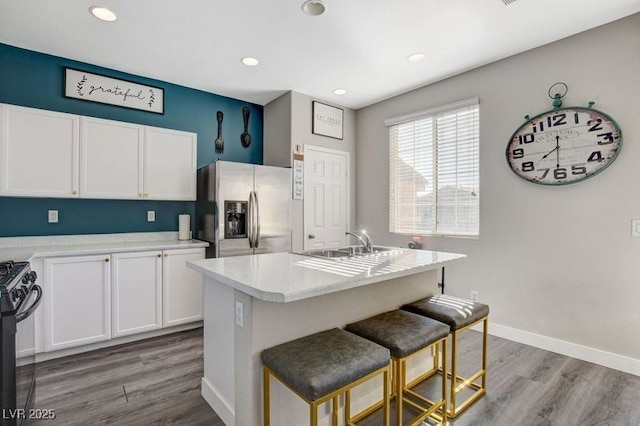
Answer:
[299,248,352,258]
[297,245,405,260]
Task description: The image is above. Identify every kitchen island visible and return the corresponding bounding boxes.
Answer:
[187,248,466,426]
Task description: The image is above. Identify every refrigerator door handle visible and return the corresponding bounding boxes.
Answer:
[248,191,255,248]
[253,191,260,248]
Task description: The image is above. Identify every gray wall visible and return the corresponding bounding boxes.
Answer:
[264,92,292,168]
[356,14,640,362]
[264,91,357,252]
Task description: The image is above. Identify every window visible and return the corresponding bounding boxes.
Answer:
[386,98,479,237]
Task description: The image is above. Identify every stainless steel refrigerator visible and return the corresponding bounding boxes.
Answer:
[196,160,292,258]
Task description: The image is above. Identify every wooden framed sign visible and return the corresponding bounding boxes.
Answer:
[64,68,164,114]
[312,101,343,140]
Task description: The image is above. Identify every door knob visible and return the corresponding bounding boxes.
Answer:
[308,234,315,239]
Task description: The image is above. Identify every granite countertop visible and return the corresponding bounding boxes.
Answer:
[0,232,208,262]
[187,248,466,303]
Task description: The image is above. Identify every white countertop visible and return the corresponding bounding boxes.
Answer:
[187,248,466,302]
[0,232,208,262]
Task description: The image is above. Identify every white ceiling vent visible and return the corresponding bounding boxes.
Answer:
[501,0,518,5]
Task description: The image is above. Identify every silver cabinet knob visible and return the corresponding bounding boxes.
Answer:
[308,234,316,239]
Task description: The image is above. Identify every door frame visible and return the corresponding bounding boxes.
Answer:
[303,144,351,250]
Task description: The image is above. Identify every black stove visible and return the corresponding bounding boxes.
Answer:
[0,262,37,317]
[1,260,41,425]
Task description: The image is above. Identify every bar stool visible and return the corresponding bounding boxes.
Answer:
[346,310,449,426]
[402,294,489,418]
[261,327,391,426]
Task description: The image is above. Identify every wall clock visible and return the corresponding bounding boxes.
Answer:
[506,85,622,185]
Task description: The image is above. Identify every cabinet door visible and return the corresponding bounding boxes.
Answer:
[44,254,111,352]
[111,251,163,337]
[80,117,143,199]
[143,126,196,200]
[162,248,204,327]
[0,103,79,197]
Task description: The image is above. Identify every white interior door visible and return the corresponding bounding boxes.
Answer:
[303,146,349,250]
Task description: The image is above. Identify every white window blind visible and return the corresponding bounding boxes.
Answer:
[387,98,479,237]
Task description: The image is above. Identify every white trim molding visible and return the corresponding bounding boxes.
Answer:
[201,377,234,426]
[486,322,640,377]
[384,97,479,127]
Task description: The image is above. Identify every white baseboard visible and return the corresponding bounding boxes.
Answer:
[201,377,234,426]
[486,322,640,377]
[34,322,202,362]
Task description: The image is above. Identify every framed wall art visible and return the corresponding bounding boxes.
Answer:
[64,68,164,114]
[312,101,343,140]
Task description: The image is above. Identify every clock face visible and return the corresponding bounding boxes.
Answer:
[506,107,622,185]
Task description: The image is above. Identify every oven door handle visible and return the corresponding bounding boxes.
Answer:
[16,284,43,323]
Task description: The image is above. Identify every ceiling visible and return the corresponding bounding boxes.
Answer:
[1,0,639,110]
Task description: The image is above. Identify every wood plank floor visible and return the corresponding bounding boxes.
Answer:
[359,330,640,426]
[32,327,640,426]
[32,328,221,426]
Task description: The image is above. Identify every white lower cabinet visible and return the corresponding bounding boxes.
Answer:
[44,254,111,352]
[112,251,163,337]
[162,248,205,327]
[42,247,204,353]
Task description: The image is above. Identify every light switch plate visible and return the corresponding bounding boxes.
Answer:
[632,220,640,237]
[48,210,58,223]
[147,211,155,222]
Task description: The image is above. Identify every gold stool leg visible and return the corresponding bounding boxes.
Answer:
[345,389,351,424]
[263,367,271,426]
[441,339,448,425]
[450,330,458,418]
[482,317,488,389]
[383,366,390,426]
[332,396,339,426]
[396,357,404,426]
[311,402,318,426]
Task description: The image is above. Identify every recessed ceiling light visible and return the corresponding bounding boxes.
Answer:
[241,57,260,67]
[407,52,426,63]
[301,0,326,16]
[333,88,347,95]
[89,6,117,22]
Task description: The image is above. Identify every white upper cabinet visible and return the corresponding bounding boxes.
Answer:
[0,103,79,197]
[144,126,197,200]
[80,116,144,199]
[0,103,197,200]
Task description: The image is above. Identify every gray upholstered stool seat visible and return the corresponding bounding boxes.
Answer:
[262,327,391,426]
[402,294,490,418]
[345,309,449,359]
[346,310,449,426]
[402,294,489,332]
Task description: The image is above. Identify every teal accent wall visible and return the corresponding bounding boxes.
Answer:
[0,43,264,237]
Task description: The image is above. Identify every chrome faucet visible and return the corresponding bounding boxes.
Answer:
[345,230,373,253]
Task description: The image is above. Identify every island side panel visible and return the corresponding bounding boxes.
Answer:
[202,279,236,425]
[237,269,439,426]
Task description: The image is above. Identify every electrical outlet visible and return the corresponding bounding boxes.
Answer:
[470,290,479,302]
[147,211,155,222]
[632,219,640,237]
[235,301,244,328]
[48,210,58,223]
